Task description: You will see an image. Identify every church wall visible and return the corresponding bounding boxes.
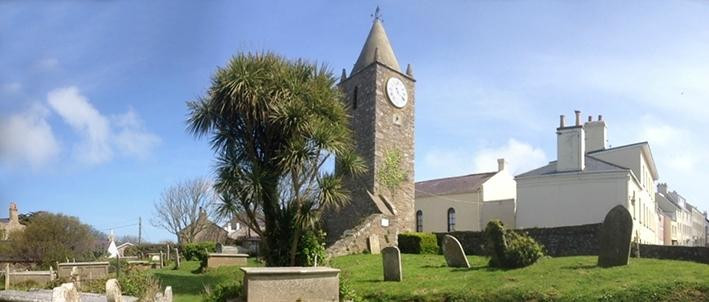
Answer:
[480,199,516,229]
[416,192,481,232]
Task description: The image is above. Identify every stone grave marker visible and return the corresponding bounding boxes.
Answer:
[598,205,633,268]
[381,246,402,281]
[442,235,470,268]
[368,234,381,254]
[52,283,80,302]
[164,286,173,302]
[106,278,122,302]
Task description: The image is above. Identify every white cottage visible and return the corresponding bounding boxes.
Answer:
[516,112,661,244]
[415,159,516,232]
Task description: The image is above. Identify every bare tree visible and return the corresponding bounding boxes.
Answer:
[151,178,221,244]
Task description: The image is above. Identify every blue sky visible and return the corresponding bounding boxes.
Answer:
[2,1,709,242]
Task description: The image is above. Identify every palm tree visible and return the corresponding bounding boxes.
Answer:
[187,52,365,266]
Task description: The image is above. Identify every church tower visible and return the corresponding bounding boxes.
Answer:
[325,14,415,253]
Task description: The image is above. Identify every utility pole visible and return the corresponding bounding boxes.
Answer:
[138,217,142,245]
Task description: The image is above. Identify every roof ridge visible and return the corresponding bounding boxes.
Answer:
[416,171,497,184]
[585,155,631,170]
[587,141,648,154]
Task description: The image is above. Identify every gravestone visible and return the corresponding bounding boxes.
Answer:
[106,278,122,302]
[164,286,173,302]
[442,235,470,268]
[598,205,633,267]
[216,243,239,254]
[381,246,402,281]
[52,283,80,302]
[368,234,381,254]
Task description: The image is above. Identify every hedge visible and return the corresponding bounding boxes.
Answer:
[398,232,439,254]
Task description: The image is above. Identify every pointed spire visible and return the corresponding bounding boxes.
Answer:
[351,17,401,74]
[406,64,413,77]
[340,68,347,82]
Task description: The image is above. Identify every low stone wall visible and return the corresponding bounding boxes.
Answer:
[57,262,109,280]
[206,253,248,268]
[435,223,602,257]
[241,267,340,302]
[326,214,399,258]
[633,244,709,264]
[9,271,55,286]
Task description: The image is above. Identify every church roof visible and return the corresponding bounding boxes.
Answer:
[415,172,497,198]
[515,156,629,179]
[351,19,401,74]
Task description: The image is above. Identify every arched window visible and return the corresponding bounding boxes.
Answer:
[447,208,456,232]
[353,86,358,110]
[416,210,423,232]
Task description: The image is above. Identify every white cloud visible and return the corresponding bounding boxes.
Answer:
[47,86,160,164]
[48,86,113,164]
[472,138,548,175]
[420,138,547,180]
[0,104,60,168]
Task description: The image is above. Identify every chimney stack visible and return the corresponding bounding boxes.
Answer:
[557,111,585,172]
[584,113,608,152]
[657,183,668,195]
[559,115,565,128]
[497,158,507,172]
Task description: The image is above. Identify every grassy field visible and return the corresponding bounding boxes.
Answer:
[150,255,709,302]
[332,254,709,301]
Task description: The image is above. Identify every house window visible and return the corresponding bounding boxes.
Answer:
[416,210,423,232]
[447,208,456,232]
[353,86,358,110]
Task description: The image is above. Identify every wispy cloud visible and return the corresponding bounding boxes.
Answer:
[0,103,60,169]
[47,86,161,164]
[35,57,59,71]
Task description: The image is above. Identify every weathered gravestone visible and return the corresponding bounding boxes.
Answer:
[382,246,402,281]
[368,234,381,254]
[216,243,240,254]
[598,205,633,268]
[442,235,470,268]
[52,283,80,302]
[106,278,122,302]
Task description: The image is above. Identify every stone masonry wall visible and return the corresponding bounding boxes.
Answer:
[632,244,709,264]
[435,223,602,257]
[326,214,399,258]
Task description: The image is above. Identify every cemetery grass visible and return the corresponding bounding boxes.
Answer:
[150,258,262,302]
[332,254,709,302]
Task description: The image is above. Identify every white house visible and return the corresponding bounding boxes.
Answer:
[516,111,661,244]
[415,158,516,232]
[656,184,708,246]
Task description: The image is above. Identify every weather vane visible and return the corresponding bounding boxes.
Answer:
[371,6,383,22]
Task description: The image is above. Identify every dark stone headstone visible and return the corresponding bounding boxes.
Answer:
[598,205,633,267]
[442,235,470,268]
[382,246,402,281]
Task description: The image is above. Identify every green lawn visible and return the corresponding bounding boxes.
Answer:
[332,254,709,301]
[151,255,709,302]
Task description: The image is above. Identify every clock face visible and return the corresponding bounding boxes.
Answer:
[386,77,408,108]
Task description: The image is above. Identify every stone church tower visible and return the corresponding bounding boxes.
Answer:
[325,16,415,255]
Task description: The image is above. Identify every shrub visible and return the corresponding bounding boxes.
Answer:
[398,232,439,254]
[182,241,217,261]
[484,220,544,269]
[119,269,162,299]
[202,280,243,302]
[295,229,326,266]
[339,278,362,302]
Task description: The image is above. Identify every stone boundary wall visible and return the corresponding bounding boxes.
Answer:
[435,223,602,257]
[326,214,398,258]
[632,244,709,264]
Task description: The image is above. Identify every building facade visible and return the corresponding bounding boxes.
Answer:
[415,159,516,232]
[0,202,25,240]
[516,112,661,244]
[324,17,415,251]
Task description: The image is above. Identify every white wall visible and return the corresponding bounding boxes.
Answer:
[415,192,481,232]
[481,199,516,229]
[481,168,516,202]
[516,171,630,229]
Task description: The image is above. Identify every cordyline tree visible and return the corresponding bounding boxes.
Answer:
[187,52,365,266]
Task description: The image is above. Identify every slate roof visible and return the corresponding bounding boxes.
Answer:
[351,19,400,74]
[516,156,629,178]
[415,172,497,198]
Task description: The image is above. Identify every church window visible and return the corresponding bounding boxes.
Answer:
[416,210,423,232]
[353,86,358,109]
[447,208,456,232]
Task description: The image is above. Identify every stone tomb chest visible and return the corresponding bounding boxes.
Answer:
[240,267,340,302]
[206,253,248,268]
[57,262,110,280]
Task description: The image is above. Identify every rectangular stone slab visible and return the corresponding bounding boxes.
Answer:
[241,267,340,302]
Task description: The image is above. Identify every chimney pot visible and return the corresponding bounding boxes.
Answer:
[575,110,581,126]
[497,158,506,172]
[560,115,565,128]
[588,116,592,122]
[598,115,603,121]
